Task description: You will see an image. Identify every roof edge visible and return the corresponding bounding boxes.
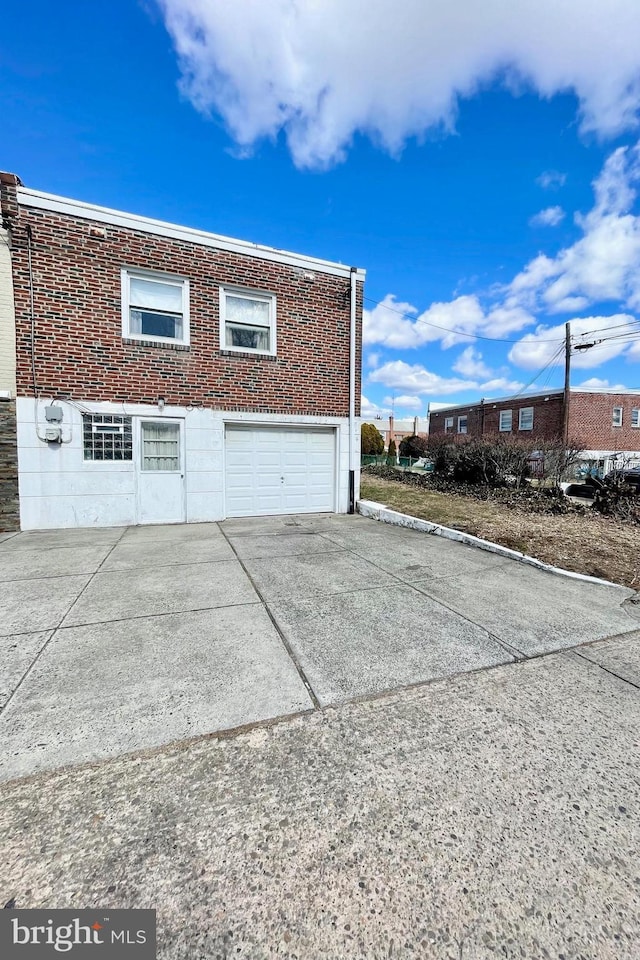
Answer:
[16,187,366,281]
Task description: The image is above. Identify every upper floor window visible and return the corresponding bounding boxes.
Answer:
[519,407,534,431]
[458,416,468,434]
[612,406,623,427]
[220,287,276,355]
[499,409,512,432]
[122,269,189,345]
[632,408,639,428]
[444,417,454,433]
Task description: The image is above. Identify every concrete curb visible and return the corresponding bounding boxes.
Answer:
[357,499,633,592]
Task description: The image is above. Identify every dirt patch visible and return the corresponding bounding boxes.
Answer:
[361,474,640,589]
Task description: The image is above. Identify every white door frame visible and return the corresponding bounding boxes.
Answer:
[134,416,186,524]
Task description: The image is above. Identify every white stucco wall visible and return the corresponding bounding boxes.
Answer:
[16,397,356,529]
[0,228,16,397]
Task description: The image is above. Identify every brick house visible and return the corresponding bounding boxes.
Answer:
[0,172,365,530]
[428,388,640,473]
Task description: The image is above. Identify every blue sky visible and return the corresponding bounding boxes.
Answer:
[2,1,640,419]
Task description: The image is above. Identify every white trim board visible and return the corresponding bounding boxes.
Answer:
[17,188,366,281]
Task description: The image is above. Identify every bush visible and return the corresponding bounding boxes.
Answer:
[361,422,384,455]
[386,438,397,465]
[423,436,585,489]
[398,434,429,459]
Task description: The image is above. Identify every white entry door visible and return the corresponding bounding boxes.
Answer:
[137,419,186,524]
[225,426,335,517]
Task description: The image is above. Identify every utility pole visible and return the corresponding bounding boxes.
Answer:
[562,321,571,444]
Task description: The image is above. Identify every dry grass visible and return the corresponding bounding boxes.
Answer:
[361,476,640,589]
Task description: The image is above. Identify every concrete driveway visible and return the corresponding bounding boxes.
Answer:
[1,513,638,781]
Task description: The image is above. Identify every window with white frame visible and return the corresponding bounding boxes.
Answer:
[499,409,512,432]
[141,421,180,471]
[612,406,623,427]
[220,287,276,355]
[458,416,468,434]
[519,407,534,431]
[122,269,189,345]
[632,408,639,428]
[444,417,454,433]
[83,414,132,461]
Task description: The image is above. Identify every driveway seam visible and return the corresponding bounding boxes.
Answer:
[49,599,263,632]
[314,535,527,661]
[0,525,130,715]
[218,523,322,710]
[569,648,640,691]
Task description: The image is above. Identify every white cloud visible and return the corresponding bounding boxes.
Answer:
[536,170,567,190]
[365,351,381,368]
[529,206,565,227]
[509,143,640,314]
[364,293,534,350]
[361,394,390,418]
[370,361,476,395]
[477,377,525,393]
[369,360,522,396]
[576,377,628,390]
[159,1,640,169]
[383,394,422,410]
[452,346,492,378]
[508,314,640,369]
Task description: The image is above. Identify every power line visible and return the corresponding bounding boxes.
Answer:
[363,295,565,345]
[364,293,640,347]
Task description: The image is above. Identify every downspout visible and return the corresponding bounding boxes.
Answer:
[348,266,357,513]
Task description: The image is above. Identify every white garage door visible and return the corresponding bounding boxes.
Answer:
[225,426,336,517]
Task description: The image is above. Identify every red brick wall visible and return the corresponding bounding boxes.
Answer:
[569,392,640,450]
[4,191,362,417]
[429,394,565,440]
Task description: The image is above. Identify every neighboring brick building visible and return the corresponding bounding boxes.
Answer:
[0,172,365,529]
[428,388,640,473]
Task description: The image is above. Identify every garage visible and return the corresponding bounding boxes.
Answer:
[224,426,336,517]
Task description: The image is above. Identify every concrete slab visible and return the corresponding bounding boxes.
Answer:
[0,532,18,543]
[0,606,313,780]
[228,533,344,560]
[1,652,639,958]
[577,630,640,686]
[319,520,512,582]
[101,537,235,571]
[0,632,52,709]
[0,543,113,581]
[220,513,353,537]
[0,576,90,636]
[414,562,636,656]
[120,522,226,542]
[241,550,397,601]
[61,560,259,627]
[0,527,124,551]
[269,584,513,704]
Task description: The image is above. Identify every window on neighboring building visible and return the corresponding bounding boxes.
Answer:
[444,417,454,433]
[122,269,189,345]
[612,406,623,427]
[83,414,133,461]
[519,407,534,431]
[499,409,512,432]
[220,287,276,355]
[632,408,640,428]
[458,416,468,434]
